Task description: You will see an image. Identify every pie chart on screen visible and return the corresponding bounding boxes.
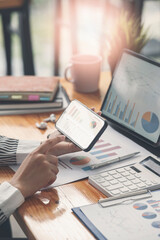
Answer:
[90,121,97,128]
[141,112,159,133]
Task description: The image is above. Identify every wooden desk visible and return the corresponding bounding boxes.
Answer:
[0,72,111,240]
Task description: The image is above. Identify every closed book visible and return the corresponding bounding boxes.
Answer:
[0,76,59,102]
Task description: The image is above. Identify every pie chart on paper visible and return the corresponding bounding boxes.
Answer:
[70,156,90,165]
[141,112,159,133]
[142,212,157,219]
[152,221,160,229]
[133,202,148,210]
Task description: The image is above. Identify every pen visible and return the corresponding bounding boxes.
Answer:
[98,189,148,204]
[90,151,140,170]
[98,189,151,207]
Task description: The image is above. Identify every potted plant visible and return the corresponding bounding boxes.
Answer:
[106,11,150,75]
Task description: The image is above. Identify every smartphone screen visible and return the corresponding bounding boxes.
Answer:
[56,100,107,151]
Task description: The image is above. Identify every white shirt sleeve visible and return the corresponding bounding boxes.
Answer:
[0,182,25,225]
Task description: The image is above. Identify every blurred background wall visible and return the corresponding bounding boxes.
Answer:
[0,0,159,77]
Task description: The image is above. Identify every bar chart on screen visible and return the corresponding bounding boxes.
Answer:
[103,87,160,143]
[104,91,140,129]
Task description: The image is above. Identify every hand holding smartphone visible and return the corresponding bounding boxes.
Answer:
[55,100,108,151]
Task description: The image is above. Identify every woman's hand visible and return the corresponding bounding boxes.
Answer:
[48,129,81,156]
[47,108,101,156]
[10,135,65,198]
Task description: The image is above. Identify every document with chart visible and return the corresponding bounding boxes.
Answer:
[73,190,160,240]
[101,50,160,146]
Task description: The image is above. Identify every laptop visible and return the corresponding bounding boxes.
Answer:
[101,49,160,156]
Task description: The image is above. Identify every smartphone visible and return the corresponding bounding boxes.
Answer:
[55,99,108,151]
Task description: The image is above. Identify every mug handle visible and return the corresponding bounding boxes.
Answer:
[64,64,74,83]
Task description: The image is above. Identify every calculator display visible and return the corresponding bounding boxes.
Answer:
[140,157,160,177]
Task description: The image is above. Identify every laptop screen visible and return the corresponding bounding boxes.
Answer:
[101,50,160,144]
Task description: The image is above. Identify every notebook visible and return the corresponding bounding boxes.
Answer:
[0,76,59,102]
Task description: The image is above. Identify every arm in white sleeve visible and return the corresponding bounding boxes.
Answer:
[0,182,24,225]
[0,135,40,165]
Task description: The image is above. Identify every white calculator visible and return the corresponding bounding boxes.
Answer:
[88,156,160,197]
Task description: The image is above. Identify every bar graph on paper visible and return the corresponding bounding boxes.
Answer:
[59,138,122,172]
[77,139,121,171]
[81,140,121,171]
[89,139,121,160]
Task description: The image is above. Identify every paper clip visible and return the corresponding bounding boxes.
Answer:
[99,189,152,208]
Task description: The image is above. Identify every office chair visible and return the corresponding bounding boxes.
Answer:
[0,0,35,75]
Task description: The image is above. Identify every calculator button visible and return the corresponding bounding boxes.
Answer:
[128,185,139,191]
[137,183,146,188]
[118,177,126,183]
[129,170,136,175]
[116,168,125,173]
[123,181,132,187]
[110,189,121,195]
[124,167,131,171]
[121,172,130,177]
[131,179,141,184]
[106,183,123,191]
[109,179,119,185]
[101,182,110,187]
[127,175,135,180]
[135,173,141,178]
[145,181,152,186]
[105,176,114,181]
[96,178,106,183]
[113,173,122,179]
[119,187,129,193]
[100,172,110,177]
[140,178,147,182]
[108,170,117,175]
